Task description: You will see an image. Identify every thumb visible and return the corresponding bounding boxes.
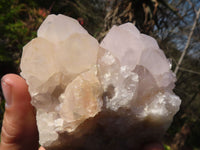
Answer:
[0,74,39,150]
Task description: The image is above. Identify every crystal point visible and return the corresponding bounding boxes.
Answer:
[37,14,88,42]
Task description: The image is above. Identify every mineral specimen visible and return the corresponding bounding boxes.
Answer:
[20,14,181,150]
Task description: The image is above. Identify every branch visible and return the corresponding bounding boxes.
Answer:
[179,67,200,76]
[174,7,200,74]
[158,0,183,20]
[186,0,197,13]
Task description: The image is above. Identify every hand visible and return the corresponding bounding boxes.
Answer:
[0,74,164,150]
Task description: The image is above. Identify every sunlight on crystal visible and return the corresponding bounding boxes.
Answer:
[20,14,181,150]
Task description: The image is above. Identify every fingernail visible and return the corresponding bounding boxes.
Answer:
[1,78,12,107]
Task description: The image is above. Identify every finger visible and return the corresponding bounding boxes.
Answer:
[39,146,45,150]
[0,74,39,150]
[142,142,165,150]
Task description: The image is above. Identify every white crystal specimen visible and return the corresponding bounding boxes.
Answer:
[101,23,175,88]
[20,14,181,150]
[20,14,101,147]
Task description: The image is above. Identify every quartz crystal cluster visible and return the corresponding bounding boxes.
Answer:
[20,14,181,150]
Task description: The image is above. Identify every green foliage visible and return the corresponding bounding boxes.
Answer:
[164,144,171,150]
[0,0,44,76]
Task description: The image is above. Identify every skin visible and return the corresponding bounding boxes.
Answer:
[0,74,164,150]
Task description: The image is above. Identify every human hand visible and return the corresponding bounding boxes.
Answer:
[0,74,164,150]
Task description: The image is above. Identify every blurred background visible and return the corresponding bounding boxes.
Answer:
[0,0,200,149]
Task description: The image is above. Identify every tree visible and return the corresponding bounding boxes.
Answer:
[154,1,200,149]
[97,0,180,40]
[174,7,200,74]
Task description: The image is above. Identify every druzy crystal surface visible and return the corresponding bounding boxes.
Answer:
[20,14,181,150]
